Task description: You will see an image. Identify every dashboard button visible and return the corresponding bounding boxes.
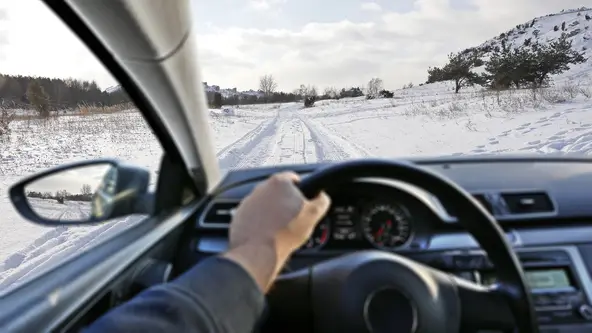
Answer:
[537,295,551,306]
[551,310,574,321]
[578,304,592,320]
[552,296,568,307]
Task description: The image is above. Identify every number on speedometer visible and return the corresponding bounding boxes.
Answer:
[362,203,412,248]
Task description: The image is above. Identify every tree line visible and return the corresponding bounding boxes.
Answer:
[206,74,397,109]
[426,34,586,93]
[206,77,365,109]
[26,184,94,204]
[0,74,130,116]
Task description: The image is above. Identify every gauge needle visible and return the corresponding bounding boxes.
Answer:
[377,221,392,243]
[376,226,384,240]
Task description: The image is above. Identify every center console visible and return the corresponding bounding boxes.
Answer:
[267,243,592,331]
[426,246,592,329]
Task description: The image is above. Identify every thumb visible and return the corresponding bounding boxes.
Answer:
[305,191,331,220]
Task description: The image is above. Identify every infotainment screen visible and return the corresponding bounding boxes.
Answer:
[481,268,572,289]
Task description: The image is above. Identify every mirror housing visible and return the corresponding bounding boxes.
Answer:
[9,159,151,226]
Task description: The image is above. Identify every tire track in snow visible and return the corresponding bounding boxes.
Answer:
[265,117,317,165]
[232,115,284,169]
[219,105,322,169]
[299,116,370,162]
[0,215,143,290]
[0,198,143,290]
[217,114,279,170]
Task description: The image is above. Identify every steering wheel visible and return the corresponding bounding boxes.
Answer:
[262,159,538,333]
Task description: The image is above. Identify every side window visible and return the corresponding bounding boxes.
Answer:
[0,1,163,294]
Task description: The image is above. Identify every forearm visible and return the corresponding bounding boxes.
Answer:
[222,239,290,293]
[85,256,266,333]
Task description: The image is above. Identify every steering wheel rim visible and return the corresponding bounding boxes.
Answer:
[264,159,538,333]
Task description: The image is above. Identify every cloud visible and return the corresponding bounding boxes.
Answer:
[0,0,115,89]
[361,2,382,12]
[0,6,9,61]
[1,0,587,93]
[197,0,587,91]
[247,0,286,11]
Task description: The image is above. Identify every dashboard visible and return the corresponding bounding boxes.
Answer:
[188,156,592,332]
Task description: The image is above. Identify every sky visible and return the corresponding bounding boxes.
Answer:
[27,164,112,194]
[0,0,588,91]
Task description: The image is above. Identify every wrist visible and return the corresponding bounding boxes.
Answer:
[222,239,290,293]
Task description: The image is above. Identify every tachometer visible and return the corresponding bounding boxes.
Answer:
[302,217,331,250]
[362,203,412,248]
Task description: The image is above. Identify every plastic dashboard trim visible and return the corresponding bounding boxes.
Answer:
[198,178,560,231]
[196,225,592,253]
[196,177,459,230]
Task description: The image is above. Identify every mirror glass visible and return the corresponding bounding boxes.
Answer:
[24,163,118,223]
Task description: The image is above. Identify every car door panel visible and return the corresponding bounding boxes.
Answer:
[0,200,200,333]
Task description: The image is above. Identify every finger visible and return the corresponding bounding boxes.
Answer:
[305,191,331,219]
[272,171,301,183]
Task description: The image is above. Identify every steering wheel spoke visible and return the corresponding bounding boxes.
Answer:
[263,269,313,333]
[452,275,516,331]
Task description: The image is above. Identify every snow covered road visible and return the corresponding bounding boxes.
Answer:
[28,198,91,222]
[0,198,142,291]
[217,105,369,170]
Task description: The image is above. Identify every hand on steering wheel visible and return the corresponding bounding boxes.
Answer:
[262,159,538,333]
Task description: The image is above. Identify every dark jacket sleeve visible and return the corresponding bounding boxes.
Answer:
[84,256,266,333]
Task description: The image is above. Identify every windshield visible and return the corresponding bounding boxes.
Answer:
[194,2,592,171]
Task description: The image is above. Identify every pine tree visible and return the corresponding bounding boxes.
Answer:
[26,80,50,117]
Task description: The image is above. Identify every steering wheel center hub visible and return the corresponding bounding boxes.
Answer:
[364,288,417,333]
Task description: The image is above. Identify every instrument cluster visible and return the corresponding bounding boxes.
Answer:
[300,199,416,252]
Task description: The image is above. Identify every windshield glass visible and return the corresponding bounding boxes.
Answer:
[194,2,592,171]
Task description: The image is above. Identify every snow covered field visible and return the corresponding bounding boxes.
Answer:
[1,79,592,294]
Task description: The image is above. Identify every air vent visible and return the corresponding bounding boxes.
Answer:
[472,194,494,214]
[200,201,239,227]
[501,192,554,215]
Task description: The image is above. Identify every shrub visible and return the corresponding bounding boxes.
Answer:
[380,90,394,98]
[304,96,316,107]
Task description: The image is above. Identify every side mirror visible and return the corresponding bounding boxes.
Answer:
[9,159,151,226]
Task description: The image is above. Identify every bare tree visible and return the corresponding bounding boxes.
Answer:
[298,84,317,98]
[81,184,92,196]
[366,78,383,99]
[259,74,278,103]
[324,87,339,99]
[297,84,318,107]
[297,84,307,98]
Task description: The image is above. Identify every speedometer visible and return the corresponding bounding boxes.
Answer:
[362,203,412,248]
[301,217,330,251]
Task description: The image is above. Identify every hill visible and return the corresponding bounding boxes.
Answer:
[475,7,592,82]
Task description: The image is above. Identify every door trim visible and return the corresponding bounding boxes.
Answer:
[0,201,201,333]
